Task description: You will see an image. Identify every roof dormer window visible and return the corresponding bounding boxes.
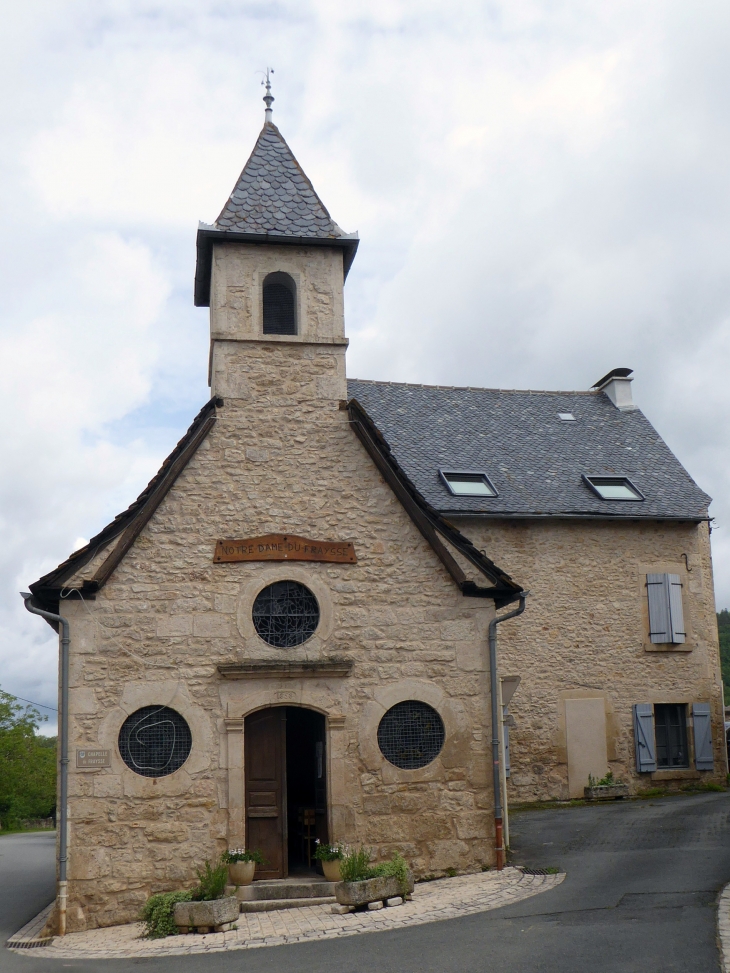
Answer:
[440,470,498,497]
[583,475,644,501]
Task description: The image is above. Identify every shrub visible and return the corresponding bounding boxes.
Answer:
[191,859,228,901]
[587,770,623,787]
[221,848,265,865]
[339,847,411,897]
[313,841,344,862]
[140,890,193,939]
[340,846,374,883]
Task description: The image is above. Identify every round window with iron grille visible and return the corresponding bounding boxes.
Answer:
[252,580,320,647]
[377,700,445,770]
[118,706,192,778]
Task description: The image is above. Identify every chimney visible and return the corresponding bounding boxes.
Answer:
[592,367,635,411]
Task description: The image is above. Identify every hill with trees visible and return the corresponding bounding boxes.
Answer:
[0,689,56,830]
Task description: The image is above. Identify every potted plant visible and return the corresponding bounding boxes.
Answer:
[584,770,630,801]
[313,841,344,882]
[221,848,265,886]
[335,847,414,908]
[173,859,240,933]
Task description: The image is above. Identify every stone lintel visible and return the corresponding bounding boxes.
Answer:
[217,660,353,679]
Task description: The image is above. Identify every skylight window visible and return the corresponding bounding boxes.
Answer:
[558,413,576,421]
[440,470,498,497]
[583,475,644,501]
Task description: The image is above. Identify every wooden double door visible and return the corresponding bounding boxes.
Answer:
[244,707,327,879]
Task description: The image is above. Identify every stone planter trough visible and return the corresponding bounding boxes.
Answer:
[584,783,629,801]
[228,861,256,886]
[174,896,239,934]
[335,873,414,908]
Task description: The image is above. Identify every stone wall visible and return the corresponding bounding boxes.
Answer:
[457,517,727,802]
[60,370,498,931]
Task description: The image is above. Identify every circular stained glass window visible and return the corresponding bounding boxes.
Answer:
[118,706,192,778]
[252,580,320,647]
[377,700,445,770]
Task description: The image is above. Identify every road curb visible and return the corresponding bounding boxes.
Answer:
[5,902,55,949]
[718,883,730,973]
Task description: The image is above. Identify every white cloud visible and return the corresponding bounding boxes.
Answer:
[2,0,730,718]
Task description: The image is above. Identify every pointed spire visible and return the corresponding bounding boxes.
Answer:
[262,67,274,122]
[214,119,345,238]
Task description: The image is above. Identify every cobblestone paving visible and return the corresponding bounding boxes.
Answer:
[31,868,563,960]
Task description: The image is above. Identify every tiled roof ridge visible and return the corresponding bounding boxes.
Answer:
[349,378,600,396]
[214,121,341,238]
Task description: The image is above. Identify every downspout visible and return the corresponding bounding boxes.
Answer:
[21,593,69,936]
[489,592,527,870]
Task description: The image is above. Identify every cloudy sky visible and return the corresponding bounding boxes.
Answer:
[2,0,729,731]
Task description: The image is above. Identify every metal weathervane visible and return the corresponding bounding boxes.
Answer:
[262,67,274,120]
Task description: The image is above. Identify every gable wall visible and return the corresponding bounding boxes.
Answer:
[457,517,726,801]
[61,375,498,931]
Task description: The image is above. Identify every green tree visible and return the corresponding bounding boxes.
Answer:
[718,611,730,706]
[0,689,56,829]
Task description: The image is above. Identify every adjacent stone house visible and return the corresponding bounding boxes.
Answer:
[27,97,726,932]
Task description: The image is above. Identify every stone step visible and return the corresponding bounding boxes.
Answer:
[239,896,336,913]
[236,880,336,902]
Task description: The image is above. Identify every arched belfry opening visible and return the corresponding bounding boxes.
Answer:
[262,272,297,335]
[245,706,328,879]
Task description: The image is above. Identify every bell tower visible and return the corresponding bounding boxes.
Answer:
[194,76,358,408]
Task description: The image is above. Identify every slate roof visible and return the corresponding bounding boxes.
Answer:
[215,122,345,238]
[347,380,711,521]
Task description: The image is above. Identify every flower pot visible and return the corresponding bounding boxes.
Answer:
[335,872,414,908]
[228,861,256,886]
[584,783,629,801]
[321,859,342,882]
[173,896,239,933]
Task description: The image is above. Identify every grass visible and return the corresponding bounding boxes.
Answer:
[0,826,55,837]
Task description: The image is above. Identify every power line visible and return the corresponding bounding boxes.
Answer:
[0,690,57,712]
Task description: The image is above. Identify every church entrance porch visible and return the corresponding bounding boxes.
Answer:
[244,707,328,879]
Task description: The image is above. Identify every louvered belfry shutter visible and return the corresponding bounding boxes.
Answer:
[647,573,685,644]
[633,703,657,772]
[667,574,686,643]
[692,703,714,770]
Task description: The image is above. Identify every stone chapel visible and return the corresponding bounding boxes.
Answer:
[27,90,726,931]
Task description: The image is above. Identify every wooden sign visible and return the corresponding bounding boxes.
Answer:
[214,534,357,564]
[76,749,111,769]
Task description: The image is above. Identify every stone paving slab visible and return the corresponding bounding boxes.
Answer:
[15,868,563,960]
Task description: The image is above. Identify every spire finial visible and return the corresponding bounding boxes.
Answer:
[262,67,274,122]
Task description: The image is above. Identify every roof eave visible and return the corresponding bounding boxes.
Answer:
[441,510,710,523]
[194,226,359,307]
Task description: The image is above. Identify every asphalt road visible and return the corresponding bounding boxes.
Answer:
[2,791,729,973]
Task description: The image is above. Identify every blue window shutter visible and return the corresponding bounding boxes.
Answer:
[633,703,657,772]
[692,703,714,770]
[647,574,671,643]
[503,707,511,778]
[667,574,686,644]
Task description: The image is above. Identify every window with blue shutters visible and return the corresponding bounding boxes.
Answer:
[654,704,688,768]
[646,573,686,644]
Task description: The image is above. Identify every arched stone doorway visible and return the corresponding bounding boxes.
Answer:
[245,706,328,879]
